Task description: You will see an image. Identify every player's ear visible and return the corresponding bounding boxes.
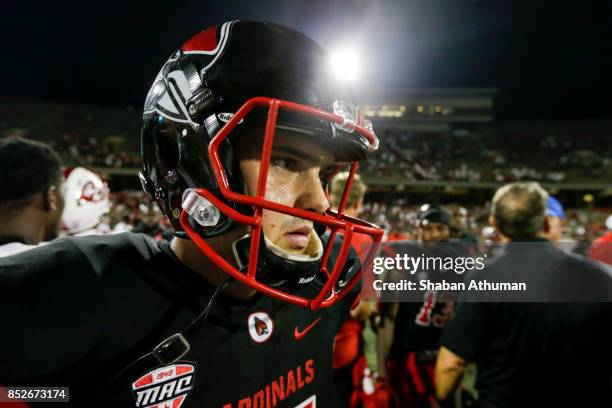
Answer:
[44,185,63,213]
[543,216,551,234]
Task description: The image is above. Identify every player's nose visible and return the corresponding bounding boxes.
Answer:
[294,169,329,214]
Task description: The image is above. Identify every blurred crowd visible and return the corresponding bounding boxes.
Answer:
[2,97,612,183]
[361,124,612,183]
[102,191,174,240]
[0,97,142,169]
[52,133,141,168]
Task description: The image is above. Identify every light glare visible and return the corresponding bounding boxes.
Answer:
[330,48,359,81]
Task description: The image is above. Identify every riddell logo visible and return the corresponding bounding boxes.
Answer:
[297,276,315,284]
[217,112,244,124]
[131,363,195,408]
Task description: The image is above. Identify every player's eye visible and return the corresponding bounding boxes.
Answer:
[271,156,300,172]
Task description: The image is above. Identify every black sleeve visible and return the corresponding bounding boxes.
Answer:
[439,301,489,362]
[0,238,104,382]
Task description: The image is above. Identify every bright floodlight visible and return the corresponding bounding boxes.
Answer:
[330,48,359,81]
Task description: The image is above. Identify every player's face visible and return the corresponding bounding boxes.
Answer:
[238,129,335,256]
[451,210,468,230]
[546,216,565,243]
[420,222,450,242]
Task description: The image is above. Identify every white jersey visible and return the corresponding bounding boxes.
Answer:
[71,224,112,237]
[0,242,38,257]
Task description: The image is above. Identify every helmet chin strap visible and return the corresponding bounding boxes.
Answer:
[231,229,324,288]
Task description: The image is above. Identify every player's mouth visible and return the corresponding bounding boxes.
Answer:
[284,225,314,249]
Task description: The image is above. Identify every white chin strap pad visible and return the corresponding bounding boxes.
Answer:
[263,231,323,263]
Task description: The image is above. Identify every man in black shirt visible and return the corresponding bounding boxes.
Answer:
[436,182,612,407]
[0,21,383,407]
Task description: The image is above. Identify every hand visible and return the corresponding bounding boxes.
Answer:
[362,376,395,408]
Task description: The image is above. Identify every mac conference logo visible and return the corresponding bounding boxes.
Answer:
[131,363,195,407]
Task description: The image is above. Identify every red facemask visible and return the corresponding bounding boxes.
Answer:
[179,97,383,310]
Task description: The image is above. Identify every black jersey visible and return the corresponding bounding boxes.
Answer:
[441,240,612,407]
[381,241,466,354]
[0,233,356,407]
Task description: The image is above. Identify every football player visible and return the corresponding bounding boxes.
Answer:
[377,205,464,408]
[0,136,64,256]
[0,21,382,407]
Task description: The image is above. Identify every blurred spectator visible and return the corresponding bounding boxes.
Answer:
[588,214,612,266]
[61,167,111,236]
[418,205,451,243]
[329,172,371,260]
[132,203,174,241]
[448,205,477,243]
[328,172,377,408]
[544,196,566,243]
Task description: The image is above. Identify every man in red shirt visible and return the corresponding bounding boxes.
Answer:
[588,214,612,266]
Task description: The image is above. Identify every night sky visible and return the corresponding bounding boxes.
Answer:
[3,0,611,121]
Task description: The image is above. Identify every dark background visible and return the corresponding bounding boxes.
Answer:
[3,0,611,120]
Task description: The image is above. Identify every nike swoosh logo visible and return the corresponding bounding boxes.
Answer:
[294,317,322,341]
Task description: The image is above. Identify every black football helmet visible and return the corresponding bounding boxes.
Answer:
[139,21,382,309]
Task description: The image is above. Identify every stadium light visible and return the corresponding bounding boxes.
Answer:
[330,47,360,81]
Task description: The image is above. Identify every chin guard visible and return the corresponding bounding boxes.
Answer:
[231,229,361,295]
[231,230,323,289]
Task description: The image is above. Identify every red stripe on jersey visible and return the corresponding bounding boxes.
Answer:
[406,352,426,395]
[182,26,218,52]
